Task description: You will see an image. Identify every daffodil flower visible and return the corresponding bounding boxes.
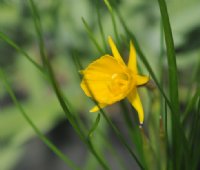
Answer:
[80,36,149,124]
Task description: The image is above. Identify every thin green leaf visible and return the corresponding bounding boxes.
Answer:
[82,17,104,54]
[29,0,46,66]
[193,97,200,169]
[0,31,43,72]
[88,114,101,138]
[103,0,120,44]
[157,0,187,168]
[157,0,179,114]
[99,107,144,169]
[29,1,110,169]
[182,90,200,124]
[73,49,143,169]
[115,9,172,112]
[78,66,143,168]
[120,101,146,167]
[96,5,107,52]
[98,130,129,170]
[0,69,80,170]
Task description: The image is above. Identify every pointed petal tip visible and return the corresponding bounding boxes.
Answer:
[136,75,150,86]
[108,36,114,45]
[127,90,144,126]
[128,40,138,74]
[107,36,125,65]
[90,106,99,112]
[90,103,107,112]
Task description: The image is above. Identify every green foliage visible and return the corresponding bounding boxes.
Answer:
[0,0,199,170]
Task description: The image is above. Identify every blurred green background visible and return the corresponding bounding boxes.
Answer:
[0,0,199,169]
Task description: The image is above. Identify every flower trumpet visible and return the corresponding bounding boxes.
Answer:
[81,36,149,124]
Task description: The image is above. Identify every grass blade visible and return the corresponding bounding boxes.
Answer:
[88,114,101,138]
[103,0,120,44]
[96,5,107,51]
[157,0,179,114]
[82,17,104,54]
[0,68,80,170]
[0,31,43,72]
[157,0,190,168]
[99,108,144,169]
[29,1,110,169]
[115,9,172,112]
[72,52,143,169]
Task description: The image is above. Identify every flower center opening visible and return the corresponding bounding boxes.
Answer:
[108,72,130,96]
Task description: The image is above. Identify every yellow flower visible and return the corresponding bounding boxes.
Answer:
[80,36,149,124]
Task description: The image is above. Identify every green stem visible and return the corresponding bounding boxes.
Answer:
[104,0,120,44]
[157,0,179,115]
[99,108,144,169]
[116,10,172,112]
[0,69,80,170]
[0,32,43,72]
[29,1,110,169]
[96,6,107,52]
[82,17,104,54]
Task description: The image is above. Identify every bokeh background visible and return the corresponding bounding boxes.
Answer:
[0,0,199,169]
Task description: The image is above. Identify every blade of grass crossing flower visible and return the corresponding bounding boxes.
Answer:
[114,4,188,168]
[103,0,120,44]
[43,50,111,170]
[0,32,43,72]
[29,1,111,169]
[73,53,143,168]
[71,55,83,82]
[80,63,144,168]
[0,69,80,170]
[66,95,110,170]
[71,53,114,170]
[82,17,104,54]
[76,60,144,168]
[99,108,144,169]
[115,9,173,112]
[116,9,189,163]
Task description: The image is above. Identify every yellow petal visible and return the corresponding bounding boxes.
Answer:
[90,103,107,112]
[136,75,149,86]
[128,41,138,74]
[80,55,127,104]
[108,36,125,65]
[127,89,144,124]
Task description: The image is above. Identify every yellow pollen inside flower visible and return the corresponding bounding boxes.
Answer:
[108,72,131,97]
